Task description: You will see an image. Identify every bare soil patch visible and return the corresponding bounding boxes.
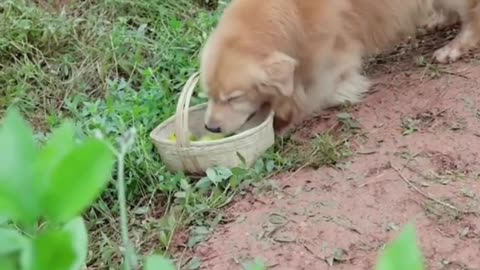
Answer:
[185,30,480,270]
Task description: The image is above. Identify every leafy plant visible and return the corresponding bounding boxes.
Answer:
[376,224,425,270]
[0,107,115,270]
[0,107,209,270]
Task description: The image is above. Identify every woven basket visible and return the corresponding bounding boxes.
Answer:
[149,72,275,174]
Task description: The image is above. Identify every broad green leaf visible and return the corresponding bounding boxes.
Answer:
[206,168,218,184]
[180,178,190,191]
[194,177,212,191]
[31,228,76,270]
[0,216,7,225]
[265,160,275,173]
[19,243,33,270]
[0,228,28,254]
[187,226,210,248]
[63,217,88,270]
[0,255,17,270]
[35,121,76,193]
[216,167,233,181]
[0,228,31,270]
[144,255,176,270]
[0,108,39,224]
[375,224,424,270]
[254,159,264,174]
[41,138,115,223]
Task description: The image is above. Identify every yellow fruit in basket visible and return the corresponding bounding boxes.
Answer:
[169,133,196,142]
[198,134,226,141]
[168,131,232,142]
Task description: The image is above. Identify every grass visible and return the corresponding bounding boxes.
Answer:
[0,0,355,268]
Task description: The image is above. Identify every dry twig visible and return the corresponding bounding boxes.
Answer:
[390,162,472,214]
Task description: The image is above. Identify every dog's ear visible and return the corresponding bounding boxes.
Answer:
[260,51,297,97]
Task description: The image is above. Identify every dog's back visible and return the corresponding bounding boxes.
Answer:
[204,0,429,63]
[200,0,477,133]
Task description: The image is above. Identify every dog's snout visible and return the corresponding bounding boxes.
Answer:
[204,124,222,133]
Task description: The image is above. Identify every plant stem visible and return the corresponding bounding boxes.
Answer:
[117,151,137,270]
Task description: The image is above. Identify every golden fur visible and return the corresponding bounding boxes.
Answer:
[200,0,480,134]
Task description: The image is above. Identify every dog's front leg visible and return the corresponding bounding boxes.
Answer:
[433,2,480,63]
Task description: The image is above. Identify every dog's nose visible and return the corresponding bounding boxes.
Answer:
[204,124,222,133]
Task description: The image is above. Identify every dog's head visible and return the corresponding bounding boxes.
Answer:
[200,37,299,134]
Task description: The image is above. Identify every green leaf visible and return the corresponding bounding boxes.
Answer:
[194,177,212,191]
[375,224,424,270]
[187,226,210,248]
[29,219,88,270]
[35,121,76,193]
[265,160,275,173]
[159,231,168,247]
[0,216,7,225]
[144,255,176,270]
[180,178,190,191]
[31,229,76,270]
[236,152,247,166]
[62,217,88,270]
[0,228,28,254]
[0,108,39,225]
[0,255,17,270]
[254,159,264,174]
[206,168,218,184]
[216,167,233,181]
[41,138,115,223]
[174,191,186,198]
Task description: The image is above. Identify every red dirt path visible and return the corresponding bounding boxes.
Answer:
[191,61,480,270]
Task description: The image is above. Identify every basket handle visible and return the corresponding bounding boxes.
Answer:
[174,72,200,148]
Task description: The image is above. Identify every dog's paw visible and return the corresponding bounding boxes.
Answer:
[433,44,462,63]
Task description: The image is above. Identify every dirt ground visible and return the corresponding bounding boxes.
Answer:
[187,31,480,270]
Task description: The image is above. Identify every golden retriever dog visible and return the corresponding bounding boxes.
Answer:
[200,0,480,135]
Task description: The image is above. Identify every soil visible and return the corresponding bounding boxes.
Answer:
[182,29,480,270]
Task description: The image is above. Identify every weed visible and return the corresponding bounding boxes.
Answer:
[401,117,420,136]
[423,170,467,185]
[337,112,362,133]
[311,134,353,167]
[416,56,442,78]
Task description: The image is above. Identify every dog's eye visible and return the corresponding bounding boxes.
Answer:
[227,95,243,103]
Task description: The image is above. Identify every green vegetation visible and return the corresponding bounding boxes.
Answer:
[376,224,425,270]
[0,107,113,270]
